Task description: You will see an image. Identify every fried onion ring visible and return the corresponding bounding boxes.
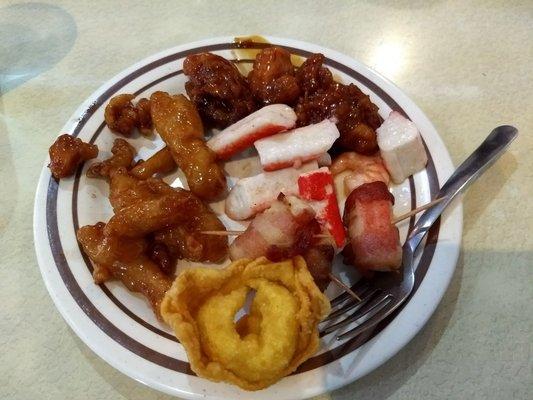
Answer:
[161,257,330,390]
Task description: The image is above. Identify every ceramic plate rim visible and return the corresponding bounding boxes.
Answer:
[33,35,463,400]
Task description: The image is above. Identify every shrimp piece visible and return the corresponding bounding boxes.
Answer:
[330,152,390,195]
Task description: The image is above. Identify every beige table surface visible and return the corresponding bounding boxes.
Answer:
[1,1,532,399]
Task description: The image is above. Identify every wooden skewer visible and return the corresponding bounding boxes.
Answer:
[328,273,361,301]
[391,197,445,224]
[201,198,445,237]
[201,231,332,237]
[201,230,246,236]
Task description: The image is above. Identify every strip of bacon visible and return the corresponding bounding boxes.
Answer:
[343,181,402,272]
[229,195,334,291]
[207,104,296,160]
[254,119,340,171]
[298,167,345,247]
[229,195,315,260]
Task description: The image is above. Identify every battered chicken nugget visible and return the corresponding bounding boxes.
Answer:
[248,47,300,105]
[105,169,228,261]
[161,257,330,390]
[150,91,226,200]
[130,147,176,179]
[48,134,98,179]
[86,138,136,178]
[104,94,152,136]
[104,192,191,237]
[77,223,172,318]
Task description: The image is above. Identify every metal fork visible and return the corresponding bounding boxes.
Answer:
[322,125,518,340]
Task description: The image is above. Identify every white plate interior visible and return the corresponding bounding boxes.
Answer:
[34,36,462,400]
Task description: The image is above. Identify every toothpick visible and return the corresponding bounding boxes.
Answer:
[201,198,446,237]
[201,231,332,238]
[200,230,245,236]
[392,197,445,224]
[328,273,361,301]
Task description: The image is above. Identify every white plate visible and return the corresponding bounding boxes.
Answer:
[33,36,462,400]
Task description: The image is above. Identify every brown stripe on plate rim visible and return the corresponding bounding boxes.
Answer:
[45,42,441,376]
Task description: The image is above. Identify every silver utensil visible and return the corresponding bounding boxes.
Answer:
[323,125,518,340]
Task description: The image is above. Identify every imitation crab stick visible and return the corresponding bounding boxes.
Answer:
[254,119,340,171]
[207,104,297,160]
[298,167,346,248]
[225,161,319,220]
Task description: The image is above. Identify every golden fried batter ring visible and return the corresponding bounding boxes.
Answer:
[161,257,330,390]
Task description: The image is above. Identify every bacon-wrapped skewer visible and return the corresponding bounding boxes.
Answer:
[254,119,340,171]
[229,194,334,291]
[207,104,297,160]
[343,181,402,272]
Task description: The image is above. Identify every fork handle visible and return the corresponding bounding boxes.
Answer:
[405,125,518,253]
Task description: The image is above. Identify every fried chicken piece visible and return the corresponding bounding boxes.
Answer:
[86,138,136,178]
[130,147,176,179]
[135,98,153,135]
[248,47,300,105]
[104,191,192,237]
[150,91,226,200]
[48,134,98,179]
[147,241,175,276]
[77,223,172,318]
[153,191,228,263]
[183,53,256,128]
[108,167,141,211]
[77,222,147,265]
[104,94,152,136]
[105,169,229,261]
[296,53,333,96]
[296,82,381,155]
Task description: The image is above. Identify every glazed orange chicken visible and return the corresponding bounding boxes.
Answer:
[150,91,226,200]
[48,134,98,179]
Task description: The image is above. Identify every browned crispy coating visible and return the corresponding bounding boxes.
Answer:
[295,81,381,155]
[106,169,228,260]
[248,47,300,105]
[147,241,175,276]
[153,191,228,263]
[108,167,177,211]
[104,94,152,136]
[77,222,147,265]
[48,134,98,179]
[86,138,136,178]
[130,147,176,179]
[150,91,226,200]
[296,53,333,97]
[104,192,192,237]
[77,223,172,318]
[108,167,141,211]
[135,98,153,135]
[183,53,256,128]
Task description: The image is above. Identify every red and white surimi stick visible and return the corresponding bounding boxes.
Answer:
[298,167,346,248]
[344,181,402,272]
[225,161,319,220]
[254,119,340,171]
[207,104,297,160]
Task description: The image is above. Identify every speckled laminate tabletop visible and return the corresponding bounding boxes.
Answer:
[1,1,532,399]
